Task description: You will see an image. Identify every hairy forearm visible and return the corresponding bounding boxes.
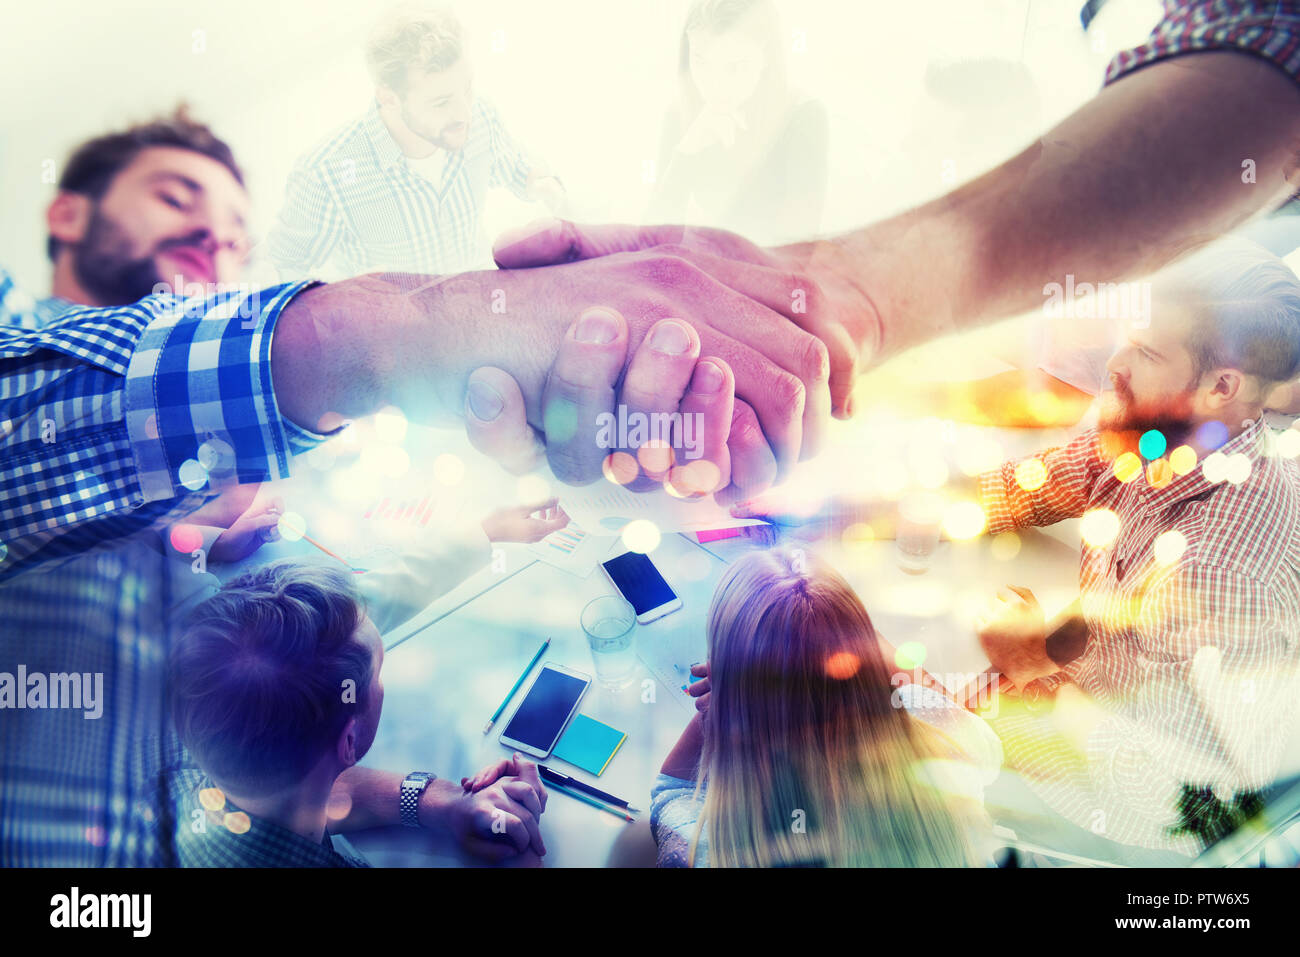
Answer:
[823,52,1300,359]
[328,767,403,832]
[328,766,466,834]
[270,271,560,434]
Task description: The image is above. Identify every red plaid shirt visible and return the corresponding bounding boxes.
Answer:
[1106,1,1300,88]
[979,418,1300,851]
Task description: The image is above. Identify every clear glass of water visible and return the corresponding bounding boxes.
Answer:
[581,595,639,691]
[896,492,944,574]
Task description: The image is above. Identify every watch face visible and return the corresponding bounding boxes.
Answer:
[405,772,434,790]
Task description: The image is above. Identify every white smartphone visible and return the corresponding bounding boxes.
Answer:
[601,551,683,625]
[498,662,591,759]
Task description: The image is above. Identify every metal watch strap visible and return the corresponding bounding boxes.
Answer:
[399,771,436,827]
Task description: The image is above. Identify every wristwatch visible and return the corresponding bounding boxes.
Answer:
[399,771,437,828]
[1022,673,1068,714]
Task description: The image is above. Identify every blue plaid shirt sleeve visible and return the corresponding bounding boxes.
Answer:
[0,280,332,580]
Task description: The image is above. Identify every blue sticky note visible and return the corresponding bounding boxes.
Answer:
[553,714,627,776]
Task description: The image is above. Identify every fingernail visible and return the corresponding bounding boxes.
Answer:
[467,379,503,421]
[650,320,691,355]
[690,359,725,394]
[575,309,618,343]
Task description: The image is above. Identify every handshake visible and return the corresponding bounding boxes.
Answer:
[410,219,881,505]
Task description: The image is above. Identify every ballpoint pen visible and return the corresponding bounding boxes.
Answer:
[539,764,642,813]
[546,780,635,823]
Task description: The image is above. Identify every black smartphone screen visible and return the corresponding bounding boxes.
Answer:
[602,551,678,616]
[502,667,588,752]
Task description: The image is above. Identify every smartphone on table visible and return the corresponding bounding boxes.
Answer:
[499,663,591,759]
[601,550,682,625]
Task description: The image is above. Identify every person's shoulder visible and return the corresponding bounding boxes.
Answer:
[1186,450,1300,580]
[651,772,698,803]
[293,110,375,171]
[650,773,704,828]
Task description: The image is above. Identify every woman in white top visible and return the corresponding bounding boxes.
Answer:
[650,546,1002,867]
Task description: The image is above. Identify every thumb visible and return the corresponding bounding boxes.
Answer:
[1006,585,1038,608]
[465,368,544,476]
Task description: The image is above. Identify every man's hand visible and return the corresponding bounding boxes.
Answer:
[492,218,880,425]
[460,753,549,811]
[428,755,548,862]
[976,585,1054,689]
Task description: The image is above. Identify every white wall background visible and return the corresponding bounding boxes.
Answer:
[0,0,1168,294]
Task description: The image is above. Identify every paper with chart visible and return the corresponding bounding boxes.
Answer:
[556,482,764,536]
[636,611,710,715]
[526,521,619,577]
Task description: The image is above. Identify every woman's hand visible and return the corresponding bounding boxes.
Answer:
[480,499,570,544]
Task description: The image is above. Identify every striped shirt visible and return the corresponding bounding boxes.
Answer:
[979,419,1300,851]
[266,98,535,280]
[1106,1,1300,87]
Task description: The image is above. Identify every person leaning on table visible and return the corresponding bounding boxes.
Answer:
[169,557,557,867]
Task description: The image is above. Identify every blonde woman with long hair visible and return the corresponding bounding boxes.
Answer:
[650,547,1001,867]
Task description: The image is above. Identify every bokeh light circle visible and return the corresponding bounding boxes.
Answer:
[622,519,661,553]
[1195,420,1230,451]
[1014,459,1047,492]
[894,641,927,670]
[1145,458,1172,488]
[1225,454,1252,485]
[636,440,674,477]
[277,511,307,542]
[178,458,208,491]
[1202,452,1229,484]
[169,524,205,554]
[373,405,408,443]
[1169,445,1197,476]
[825,652,861,680]
[1138,429,1166,460]
[1277,430,1300,458]
[1080,508,1121,548]
[1113,452,1142,483]
[1153,529,1188,565]
[602,452,639,486]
